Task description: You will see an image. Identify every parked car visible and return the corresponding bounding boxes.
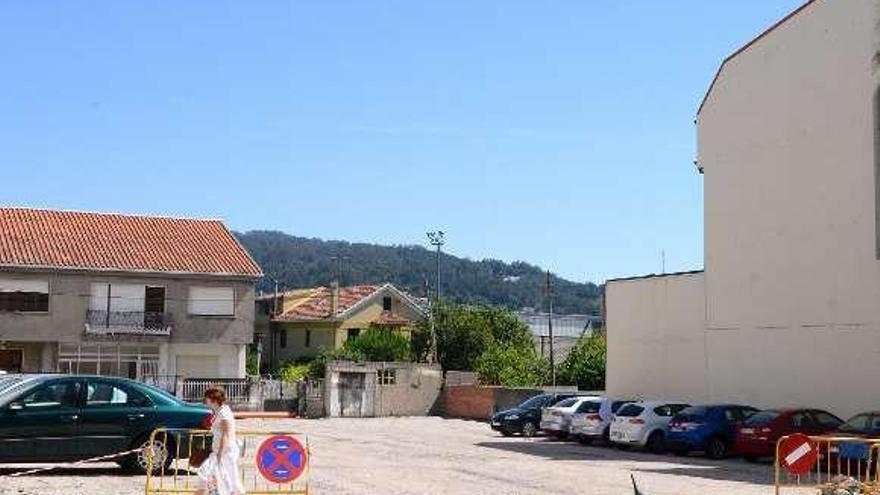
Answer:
[609,400,691,453]
[734,408,843,462]
[490,393,576,437]
[665,404,759,459]
[822,412,880,471]
[540,396,599,438]
[0,374,212,473]
[569,398,632,444]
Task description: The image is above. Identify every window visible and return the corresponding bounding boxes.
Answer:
[188,287,234,316]
[615,404,645,417]
[610,401,631,413]
[382,296,392,311]
[17,381,80,409]
[280,329,287,349]
[305,329,312,348]
[812,411,843,428]
[840,414,871,433]
[653,404,689,417]
[745,410,780,426]
[347,328,361,341]
[378,369,396,386]
[576,401,601,414]
[790,412,812,428]
[0,279,49,312]
[85,383,150,407]
[553,398,579,408]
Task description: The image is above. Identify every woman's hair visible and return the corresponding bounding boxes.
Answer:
[204,386,227,405]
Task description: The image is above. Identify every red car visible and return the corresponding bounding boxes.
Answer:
[734,408,843,462]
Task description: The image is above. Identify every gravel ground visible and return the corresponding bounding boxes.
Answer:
[0,417,782,495]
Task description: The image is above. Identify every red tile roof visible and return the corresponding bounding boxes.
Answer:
[0,208,262,277]
[274,285,381,321]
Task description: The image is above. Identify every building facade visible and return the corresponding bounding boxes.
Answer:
[256,283,427,367]
[607,0,880,418]
[0,208,262,379]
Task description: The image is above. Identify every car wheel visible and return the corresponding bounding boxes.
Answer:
[706,437,728,460]
[646,431,665,455]
[522,421,538,438]
[123,435,173,474]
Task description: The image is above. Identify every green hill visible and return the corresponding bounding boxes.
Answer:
[236,230,602,315]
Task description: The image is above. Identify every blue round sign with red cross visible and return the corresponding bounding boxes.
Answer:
[256,434,308,484]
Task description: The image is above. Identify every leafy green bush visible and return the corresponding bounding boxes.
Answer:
[557,333,606,390]
[277,360,310,383]
[475,345,548,387]
[345,327,410,362]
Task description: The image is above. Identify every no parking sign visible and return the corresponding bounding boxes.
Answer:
[256,434,309,484]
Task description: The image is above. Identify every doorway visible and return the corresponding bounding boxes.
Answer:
[338,372,365,417]
[0,349,23,372]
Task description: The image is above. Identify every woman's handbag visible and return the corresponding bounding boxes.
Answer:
[188,446,210,468]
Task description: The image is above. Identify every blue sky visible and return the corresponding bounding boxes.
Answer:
[0,1,804,282]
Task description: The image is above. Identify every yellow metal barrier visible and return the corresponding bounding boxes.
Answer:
[144,428,310,495]
[774,435,880,494]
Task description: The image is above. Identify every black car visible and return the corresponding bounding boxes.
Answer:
[0,374,212,473]
[491,393,576,437]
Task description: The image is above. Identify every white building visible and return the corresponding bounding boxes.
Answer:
[606,0,880,418]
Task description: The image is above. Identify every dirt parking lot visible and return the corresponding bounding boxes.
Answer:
[0,417,779,495]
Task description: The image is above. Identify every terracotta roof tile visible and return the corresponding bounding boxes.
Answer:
[0,207,262,277]
[275,285,381,321]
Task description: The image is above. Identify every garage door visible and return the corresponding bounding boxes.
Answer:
[176,355,220,378]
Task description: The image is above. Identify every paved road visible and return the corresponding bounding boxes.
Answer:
[0,417,779,495]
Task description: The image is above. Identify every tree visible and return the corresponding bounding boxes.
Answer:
[345,326,411,362]
[475,345,548,387]
[557,333,606,390]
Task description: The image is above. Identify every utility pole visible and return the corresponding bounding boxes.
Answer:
[427,231,445,300]
[545,270,556,388]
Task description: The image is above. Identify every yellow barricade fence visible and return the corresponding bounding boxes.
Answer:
[775,435,880,494]
[144,428,310,495]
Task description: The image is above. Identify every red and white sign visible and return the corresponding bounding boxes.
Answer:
[779,433,818,475]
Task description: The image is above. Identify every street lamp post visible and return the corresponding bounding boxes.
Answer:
[426,231,445,300]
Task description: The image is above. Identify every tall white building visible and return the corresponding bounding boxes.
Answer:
[606,0,880,418]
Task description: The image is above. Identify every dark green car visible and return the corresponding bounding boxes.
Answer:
[0,374,211,473]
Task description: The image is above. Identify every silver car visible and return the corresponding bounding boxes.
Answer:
[540,396,601,437]
[569,398,632,444]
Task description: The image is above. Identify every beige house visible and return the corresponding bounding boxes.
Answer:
[0,207,262,379]
[256,283,427,366]
[607,0,880,418]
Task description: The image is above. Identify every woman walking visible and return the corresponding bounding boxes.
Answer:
[196,387,246,495]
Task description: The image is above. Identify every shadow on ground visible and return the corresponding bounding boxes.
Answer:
[476,437,774,486]
[0,466,182,477]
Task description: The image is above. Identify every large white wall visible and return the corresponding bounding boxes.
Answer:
[606,272,707,404]
[610,0,880,418]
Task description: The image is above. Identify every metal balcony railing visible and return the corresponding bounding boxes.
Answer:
[85,310,172,336]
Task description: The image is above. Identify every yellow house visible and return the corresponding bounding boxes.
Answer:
[257,283,427,365]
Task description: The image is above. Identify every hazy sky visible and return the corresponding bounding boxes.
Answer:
[1,1,804,282]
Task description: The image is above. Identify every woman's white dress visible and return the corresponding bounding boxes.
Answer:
[196,405,246,495]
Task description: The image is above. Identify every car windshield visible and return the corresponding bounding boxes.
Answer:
[518,395,549,409]
[576,401,601,414]
[745,410,781,426]
[839,414,871,433]
[616,404,645,417]
[611,401,631,413]
[552,398,579,408]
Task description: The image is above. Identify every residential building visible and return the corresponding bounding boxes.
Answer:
[255,283,427,366]
[517,310,603,360]
[0,208,262,379]
[606,0,880,418]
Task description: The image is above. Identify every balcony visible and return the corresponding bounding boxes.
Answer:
[85,310,172,336]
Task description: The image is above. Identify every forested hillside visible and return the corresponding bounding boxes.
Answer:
[237,230,602,315]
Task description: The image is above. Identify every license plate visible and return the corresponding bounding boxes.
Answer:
[611,431,623,440]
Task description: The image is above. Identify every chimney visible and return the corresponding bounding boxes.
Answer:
[330,281,340,316]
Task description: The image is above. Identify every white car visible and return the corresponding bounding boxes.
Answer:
[609,400,691,453]
[540,396,600,437]
[568,398,633,444]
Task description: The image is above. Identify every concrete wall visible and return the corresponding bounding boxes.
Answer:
[609,0,880,418]
[324,361,442,417]
[697,0,880,418]
[606,272,707,404]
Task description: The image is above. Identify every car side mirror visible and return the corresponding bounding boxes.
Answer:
[7,402,23,412]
